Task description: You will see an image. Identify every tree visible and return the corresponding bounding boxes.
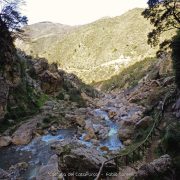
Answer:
[142,0,180,46]
[0,0,27,39]
[143,0,180,89]
[0,0,27,68]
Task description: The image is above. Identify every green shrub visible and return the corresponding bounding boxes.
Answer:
[57,92,65,100]
[162,123,180,155]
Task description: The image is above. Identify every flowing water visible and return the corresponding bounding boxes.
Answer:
[0,128,76,179]
[0,109,123,179]
[93,109,123,150]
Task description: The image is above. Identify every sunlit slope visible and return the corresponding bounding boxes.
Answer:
[16,8,175,83]
[16,21,76,56]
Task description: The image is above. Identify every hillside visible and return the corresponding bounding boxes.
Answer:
[16,8,175,83]
[16,21,76,57]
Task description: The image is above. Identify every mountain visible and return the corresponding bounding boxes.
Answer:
[16,8,175,84]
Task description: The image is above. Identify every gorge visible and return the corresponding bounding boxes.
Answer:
[0,3,180,180]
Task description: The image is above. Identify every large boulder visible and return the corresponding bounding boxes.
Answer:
[0,136,12,147]
[29,58,63,95]
[37,155,63,180]
[53,141,116,175]
[59,147,115,173]
[40,70,63,94]
[133,154,175,180]
[63,148,107,171]
[119,128,134,141]
[12,117,38,145]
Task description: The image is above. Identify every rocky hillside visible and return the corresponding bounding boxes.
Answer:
[0,20,98,133]
[16,8,175,84]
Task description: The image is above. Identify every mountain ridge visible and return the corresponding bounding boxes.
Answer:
[16,8,175,83]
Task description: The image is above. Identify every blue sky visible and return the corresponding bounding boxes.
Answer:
[23,0,148,25]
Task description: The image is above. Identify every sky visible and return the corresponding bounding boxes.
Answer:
[23,0,148,26]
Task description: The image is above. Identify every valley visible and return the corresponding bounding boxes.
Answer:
[0,3,180,180]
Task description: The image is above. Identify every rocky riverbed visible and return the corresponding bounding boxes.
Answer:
[0,91,147,179]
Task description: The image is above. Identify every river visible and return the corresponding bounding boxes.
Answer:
[0,109,123,179]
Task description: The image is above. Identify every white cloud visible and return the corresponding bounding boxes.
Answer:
[23,0,148,25]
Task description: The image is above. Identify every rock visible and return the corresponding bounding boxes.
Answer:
[123,139,132,146]
[135,116,152,129]
[37,155,63,180]
[119,106,127,114]
[130,114,141,123]
[133,155,175,180]
[0,168,10,179]
[0,136,12,147]
[53,141,116,173]
[98,126,109,140]
[119,128,134,141]
[65,114,86,127]
[40,70,63,94]
[77,126,83,135]
[16,162,28,170]
[49,63,58,73]
[75,116,86,127]
[108,110,117,119]
[50,125,57,132]
[100,146,109,152]
[64,94,70,101]
[173,97,180,118]
[83,134,92,141]
[84,120,96,140]
[91,139,100,146]
[31,59,48,75]
[93,124,102,133]
[119,119,135,127]
[75,108,87,114]
[36,129,44,135]
[51,139,78,156]
[60,147,116,173]
[12,117,39,145]
[8,162,28,179]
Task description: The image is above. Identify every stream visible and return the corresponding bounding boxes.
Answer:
[0,109,123,179]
